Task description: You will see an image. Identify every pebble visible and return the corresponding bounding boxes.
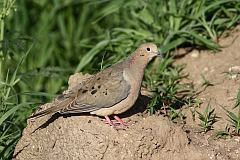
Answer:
[190,50,200,58]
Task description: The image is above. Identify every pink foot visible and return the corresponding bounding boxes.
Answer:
[104,115,129,127]
[104,116,119,126]
[113,115,128,126]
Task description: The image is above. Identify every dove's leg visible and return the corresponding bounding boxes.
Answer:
[113,115,128,126]
[104,116,118,126]
[104,115,128,126]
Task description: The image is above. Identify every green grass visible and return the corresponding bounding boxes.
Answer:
[219,89,240,136]
[145,55,194,117]
[225,109,240,135]
[211,125,231,139]
[1,0,240,159]
[196,103,217,132]
[201,74,214,87]
[222,89,240,135]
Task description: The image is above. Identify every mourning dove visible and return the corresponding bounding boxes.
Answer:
[30,43,161,126]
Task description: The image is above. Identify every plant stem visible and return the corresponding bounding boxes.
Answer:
[0,0,16,81]
[0,0,6,81]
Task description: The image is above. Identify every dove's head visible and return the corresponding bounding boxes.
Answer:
[136,43,161,62]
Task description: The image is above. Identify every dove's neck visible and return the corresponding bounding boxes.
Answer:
[128,53,148,72]
[123,53,148,89]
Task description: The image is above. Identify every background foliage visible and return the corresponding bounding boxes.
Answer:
[0,0,240,159]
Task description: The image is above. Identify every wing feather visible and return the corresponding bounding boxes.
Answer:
[59,66,130,114]
[31,63,131,118]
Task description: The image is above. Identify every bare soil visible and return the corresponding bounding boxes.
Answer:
[13,27,240,160]
[175,25,240,160]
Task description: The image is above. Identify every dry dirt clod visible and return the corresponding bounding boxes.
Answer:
[228,66,240,74]
[228,66,240,79]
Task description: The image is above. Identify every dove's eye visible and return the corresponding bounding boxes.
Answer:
[146,47,151,52]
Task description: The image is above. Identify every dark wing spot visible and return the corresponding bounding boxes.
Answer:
[140,54,144,56]
[105,92,107,95]
[82,90,88,94]
[91,89,97,95]
[98,85,101,89]
[92,86,95,89]
[97,77,101,80]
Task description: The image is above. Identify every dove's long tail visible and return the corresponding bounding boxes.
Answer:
[30,97,74,119]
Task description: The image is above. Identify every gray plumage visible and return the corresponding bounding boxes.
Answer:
[30,43,161,120]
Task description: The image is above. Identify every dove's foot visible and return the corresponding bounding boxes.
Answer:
[104,116,118,126]
[113,115,128,126]
[104,115,128,126]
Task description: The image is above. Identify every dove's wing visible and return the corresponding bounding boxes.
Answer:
[30,62,131,118]
[59,64,131,114]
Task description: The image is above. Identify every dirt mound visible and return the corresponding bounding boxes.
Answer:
[15,112,205,160]
[13,110,207,160]
[13,73,208,160]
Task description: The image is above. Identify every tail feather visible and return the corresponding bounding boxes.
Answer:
[30,97,74,119]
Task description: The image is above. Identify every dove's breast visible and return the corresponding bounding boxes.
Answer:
[90,68,143,116]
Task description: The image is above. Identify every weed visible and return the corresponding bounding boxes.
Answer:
[196,103,217,132]
[225,109,240,135]
[213,131,231,139]
[234,88,240,109]
[222,89,240,135]
[147,95,158,115]
[211,125,231,140]
[169,107,185,123]
[201,74,214,87]
[144,55,195,116]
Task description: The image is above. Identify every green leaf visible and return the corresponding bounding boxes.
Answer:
[234,89,240,108]
[0,103,32,126]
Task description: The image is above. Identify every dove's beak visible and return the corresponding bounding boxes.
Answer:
[156,51,162,58]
